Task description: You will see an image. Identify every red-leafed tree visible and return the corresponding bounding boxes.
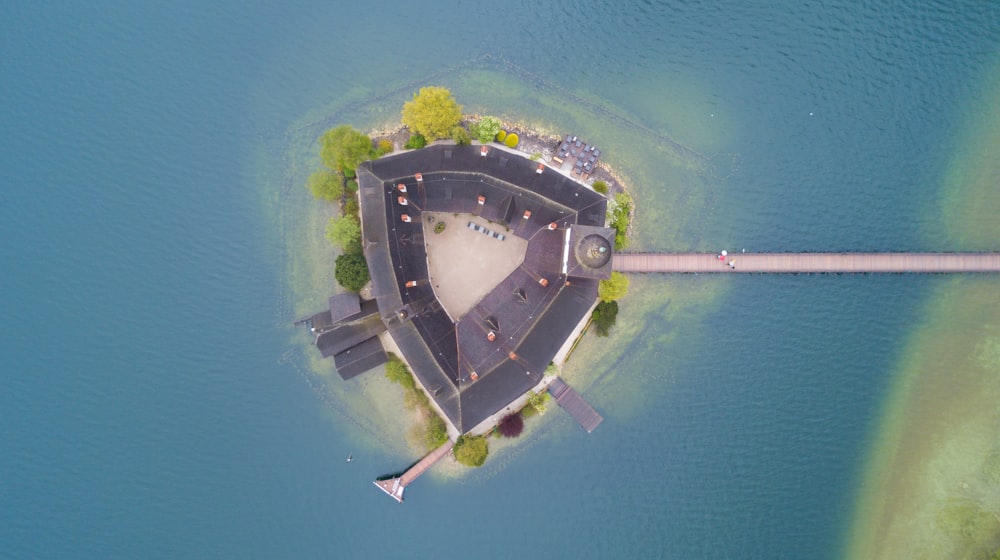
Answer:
[497,413,524,438]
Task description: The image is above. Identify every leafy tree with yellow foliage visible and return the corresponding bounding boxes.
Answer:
[401,86,462,141]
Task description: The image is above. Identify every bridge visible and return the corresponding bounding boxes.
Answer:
[613,252,1000,274]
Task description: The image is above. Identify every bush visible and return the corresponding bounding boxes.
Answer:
[592,300,619,337]
[453,435,489,467]
[404,133,427,150]
[334,253,370,292]
[608,192,633,249]
[504,132,519,148]
[527,390,550,415]
[374,139,394,157]
[424,416,449,449]
[529,152,541,161]
[326,215,362,254]
[433,221,446,234]
[497,413,524,438]
[474,116,503,144]
[306,170,343,201]
[385,356,416,390]
[452,126,471,146]
[592,180,608,194]
[346,179,358,193]
[343,196,359,218]
[598,271,629,303]
[495,129,507,142]
[519,404,537,418]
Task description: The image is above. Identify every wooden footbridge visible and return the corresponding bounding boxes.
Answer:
[373,439,454,503]
[613,252,1000,274]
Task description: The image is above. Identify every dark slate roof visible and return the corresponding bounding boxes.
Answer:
[334,336,388,380]
[315,310,386,358]
[328,293,362,324]
[357,144,609,433]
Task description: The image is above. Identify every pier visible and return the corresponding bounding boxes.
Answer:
[373,440,454,503]
[613,252,1000,274]
[548,377,604,433]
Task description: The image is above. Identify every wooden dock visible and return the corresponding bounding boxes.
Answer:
[548,377,603,433]
[373,439,453,503]
[613,252,1000,274]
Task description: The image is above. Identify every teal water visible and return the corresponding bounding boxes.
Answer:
[2,2,999,558]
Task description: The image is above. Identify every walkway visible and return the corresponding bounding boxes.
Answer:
[548,377,603,433]
[613,252,1000,274]
[373,439,454,503]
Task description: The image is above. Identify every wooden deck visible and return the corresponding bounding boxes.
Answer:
[373,439,453,503]
[548,377,603,433]
[613,252,1000,274]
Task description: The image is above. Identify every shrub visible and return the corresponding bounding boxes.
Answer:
[451,126,471,146]
[528,390,550,415]
[592,180,608,194]
[374,139,394,157]
[495,129,507,142]
[343,196,359,218]
[404,133,427,150]
[453,435,489,467]
[519,404,537,418]
[529,152,541,161]
[306,170,343,201]
[346,179,358,193]
[433,221,446,234]
[608,192,633,249]
[424,416,449,449]
[592,300,619,337]
[497,413,524,438]
[334,253,370,292]
[504,133,519,148]
[385,356,416,390]
[474,116,503,144]
[326,215,362,254]
[598,271,629,303]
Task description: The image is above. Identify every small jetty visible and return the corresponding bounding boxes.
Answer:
[548,377,603,433]
[613,252,1000,274]
[373,440,454,503]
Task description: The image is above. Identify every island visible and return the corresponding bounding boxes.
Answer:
[295,88,629,502]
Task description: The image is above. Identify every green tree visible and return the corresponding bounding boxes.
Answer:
[320,125,374,176]
[452,435,489,467]
[591,300,619,336]
[598,271,629,303]
[401,86,462,141]
[326,215,362,254]
[334,253,370,292]
[452,126,471,146]
[404,133,427,150]
[592,180,608,195]
[307,169,343,201]
[473,116,502,144]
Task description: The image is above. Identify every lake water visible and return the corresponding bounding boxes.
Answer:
[3,1,999,558]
